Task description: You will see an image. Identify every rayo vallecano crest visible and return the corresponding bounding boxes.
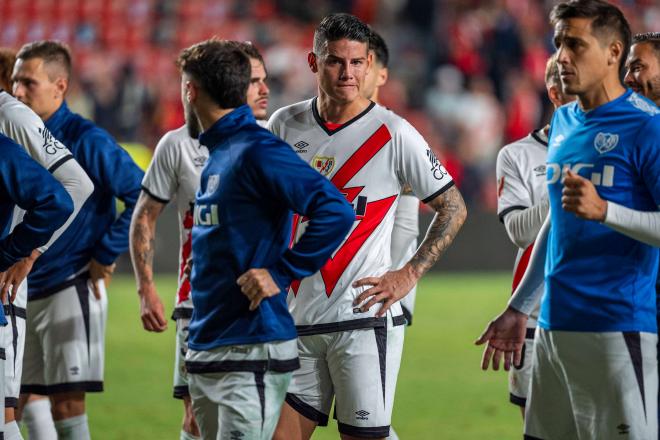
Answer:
[206,174,220,194]
[594,132,619,154]
[312,156,335,176]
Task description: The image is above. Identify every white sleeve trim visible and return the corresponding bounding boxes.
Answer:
[502,198,549,249]
[508,214,550,315]
[602,201,660,247]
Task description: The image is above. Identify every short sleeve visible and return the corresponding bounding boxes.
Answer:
[393,119,454,204]
[496,146,532,221]
[141,132,180,203]
[0,104,72,171]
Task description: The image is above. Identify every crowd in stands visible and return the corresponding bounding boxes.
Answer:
[0,0,657,209]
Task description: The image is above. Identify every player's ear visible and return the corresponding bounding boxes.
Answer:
[377,67,388,88]
[608,40,623,67]
[547,84,561,108]
[186,80,197,104]
[54,76,68,98]
[308,52,318,73]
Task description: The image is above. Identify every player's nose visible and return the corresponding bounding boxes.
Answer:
[623,70,635,88]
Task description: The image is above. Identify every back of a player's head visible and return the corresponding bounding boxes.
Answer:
[0,48,16,91]
[16,40,72,81]
[313,13,371,57]
[368,28,389,68]
[545,53,561,87]
[177,39,250,109]
[632,32,660,61]
[550,0,631,73]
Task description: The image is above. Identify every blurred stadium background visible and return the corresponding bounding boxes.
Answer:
[1,0,659,438]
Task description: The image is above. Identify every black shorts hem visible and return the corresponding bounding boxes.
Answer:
[21,381,103,395]
[524,435,544,440]
[296,317,386,336]
[186,357,300,374]
[4,397,17,408]
[171,307,193,321]
[285,393,329,426]
[173,385,190,399]
[337,422,390,438]
[509,393,526,407]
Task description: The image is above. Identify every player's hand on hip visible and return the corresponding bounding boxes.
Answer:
[138,285,168,332]
[89,259,116,300]
[475,306,528,371]
[352,265,418,318]
[562,169,607,221]
[0,249,40,303]
[237,269,281,311]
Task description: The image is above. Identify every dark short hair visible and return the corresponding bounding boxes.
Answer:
[16,40,72,80]
[0,48,16,90]
[632,32,660,57]
[368,28,389,68]
[313,13,371,56]
[177,39,250,109]
[550,0,631,73]
[226,41,266,76]
[545,52,561,86]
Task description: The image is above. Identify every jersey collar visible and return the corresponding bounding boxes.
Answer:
[311,97,375,136]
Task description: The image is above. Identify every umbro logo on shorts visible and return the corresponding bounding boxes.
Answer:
[355,410,370,420]
[69,366,80,376]
[617,423,630,435]
[230,430,244,439]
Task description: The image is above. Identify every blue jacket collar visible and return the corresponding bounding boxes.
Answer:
[199,105,255,150]
[45,101,72,132]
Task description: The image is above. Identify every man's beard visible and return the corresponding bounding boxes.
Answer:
[184,106,202,139]
[647,75,660,106]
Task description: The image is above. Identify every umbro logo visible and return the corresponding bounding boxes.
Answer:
[230,431,244,440]
[294,141,309,153]
[533,165,546,177]
[617,423,630,435]
[193,156,206,167]
[355,410,370,420]
[69,366,80,376]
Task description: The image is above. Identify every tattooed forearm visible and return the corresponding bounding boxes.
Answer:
[129,192,166,291]
[409,185,467,277]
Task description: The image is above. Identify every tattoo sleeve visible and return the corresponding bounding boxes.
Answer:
[409,185,467,277]
[129,192,166,291]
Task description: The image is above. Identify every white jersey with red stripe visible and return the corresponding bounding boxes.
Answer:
[495,129,548,325]
[141,125,208,314]
[268,98,453,331]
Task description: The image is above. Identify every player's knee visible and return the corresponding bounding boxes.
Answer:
[50,392,85,420]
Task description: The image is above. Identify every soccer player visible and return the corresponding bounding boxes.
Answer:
[176,38,353,440]
[12,40,143,440]
[269,13,466,440]
[363,29,420,328]
[0,133,75,440]
[0,71,93,440]
[625,32,660,106]
[130,41,271,440]
[495,54,575,418]
[477,1,660,438]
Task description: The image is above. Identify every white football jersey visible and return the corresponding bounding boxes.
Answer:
[0,91,72,171]
[269,99,453,331]
[496,129,548,325]
[141,125,208,312]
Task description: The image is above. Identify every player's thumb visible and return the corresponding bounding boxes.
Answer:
[474,324,493,345]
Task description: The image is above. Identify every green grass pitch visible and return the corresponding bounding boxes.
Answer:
[84,272,522,439]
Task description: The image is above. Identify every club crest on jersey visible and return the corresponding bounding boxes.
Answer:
[312,156,335,176]
[594,132,618,154]
[551,134,565,148]
[205,174,220,194]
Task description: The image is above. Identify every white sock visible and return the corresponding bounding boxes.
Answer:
[53,414,90,440]
[4,421,23,440]
[387,427,400,440]
[22,399,57,440]
[180,429,200,440]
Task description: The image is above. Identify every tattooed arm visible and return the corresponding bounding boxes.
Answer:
[354,185,467,317]
[129,191,168,332]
